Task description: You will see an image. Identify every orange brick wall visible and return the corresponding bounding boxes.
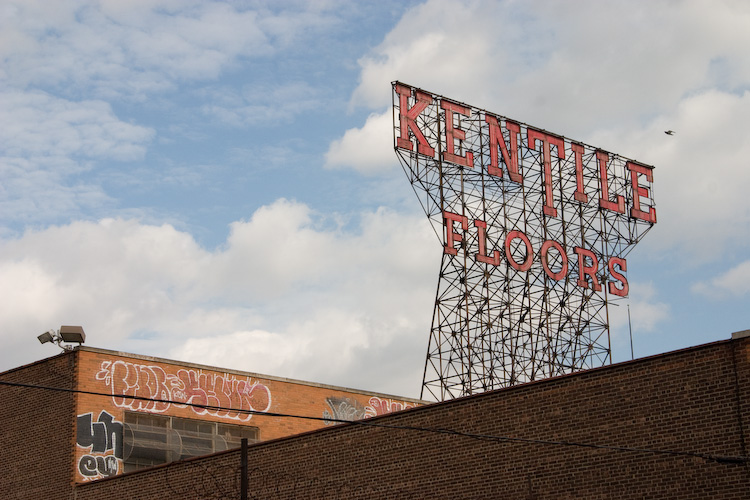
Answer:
[73,348,421,483]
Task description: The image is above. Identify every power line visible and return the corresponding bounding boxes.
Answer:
[0,379,746,465]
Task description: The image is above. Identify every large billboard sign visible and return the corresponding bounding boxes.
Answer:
[392,82,656,401]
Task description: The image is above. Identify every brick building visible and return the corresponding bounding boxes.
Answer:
[0,346,421,499]
[2,334,749,499]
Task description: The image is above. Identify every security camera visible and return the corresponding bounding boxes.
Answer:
[38,330,56,344]
[37,326,86,350]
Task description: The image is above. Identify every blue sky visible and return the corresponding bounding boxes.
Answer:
[2,0,749,398]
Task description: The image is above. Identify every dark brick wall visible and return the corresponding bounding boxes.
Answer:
[0,346,421,494]
[75,338,750,500]
[0,351,78,500]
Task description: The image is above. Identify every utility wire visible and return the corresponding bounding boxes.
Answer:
[1,379,746,465]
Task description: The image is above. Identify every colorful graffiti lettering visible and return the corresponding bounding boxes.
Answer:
[76,411,122,480]
[366,396,416,417]
[323,397,366,424]
[323,396,417,424]
[95,360,272,422]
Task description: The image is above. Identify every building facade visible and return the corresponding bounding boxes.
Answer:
[0,346,421,499]
[74,333,750,500]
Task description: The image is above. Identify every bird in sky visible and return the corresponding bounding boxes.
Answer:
[665,130,675,135]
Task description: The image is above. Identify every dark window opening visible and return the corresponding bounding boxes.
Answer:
[122,412,259,473]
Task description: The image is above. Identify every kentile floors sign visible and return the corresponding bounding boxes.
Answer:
[392,82,656,401]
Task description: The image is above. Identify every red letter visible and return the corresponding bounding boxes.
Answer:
[505,230,533,272]
[485,114,522,183]
[541,240,568,281]
[441,99,474,168]
[574,247,602,291]
[443,211,468,255]
[627,162,657,223]
[475,219,500,265]
[528,128,565,217]
[597,150,625,213]
[607,257,629,297]
[571,142,588,203]
[394,84,435,157]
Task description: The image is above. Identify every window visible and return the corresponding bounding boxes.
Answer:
[122,412,259,473]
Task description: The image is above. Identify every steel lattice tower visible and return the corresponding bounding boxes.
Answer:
[392,83,656,401]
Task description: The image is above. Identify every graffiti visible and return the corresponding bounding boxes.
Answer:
[76,411,122,479]
[95,360,272,422]
[323,397,366,424]
[79,455,119,478]
[323,396,417,424]
[366,397,417,417]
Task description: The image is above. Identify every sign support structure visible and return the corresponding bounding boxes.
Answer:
[392,82,656,401]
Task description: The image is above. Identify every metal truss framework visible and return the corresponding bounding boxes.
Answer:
[392,83,656,401]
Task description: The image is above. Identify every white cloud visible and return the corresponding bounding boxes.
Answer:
[609,282,670,335]
[348,0,750,132]
[0,200,437,397]
[0,1,352,229]
[201,82,322,127]
[589,89,750,260]
[0,91,154,227]
[608,280,670,363]
[207,199,337,301]
[0,0,271,97]
[5,0,749,400]
[0,159,113,227]
[175,308,384,390]
[324,111,395,174]
[331,0,750,261]
[1,1,346,100]
[0,91,153,160]
[349,0,509,111]
[692,260,750,298]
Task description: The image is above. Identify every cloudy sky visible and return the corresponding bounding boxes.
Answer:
[2,0,749,399]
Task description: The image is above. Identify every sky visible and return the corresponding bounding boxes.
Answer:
[2,0,749,399]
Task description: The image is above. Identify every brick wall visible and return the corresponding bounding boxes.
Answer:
[72,348,420,483]
[0,346,421,498]
[0,352,78,500]
[75,337,750,499]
